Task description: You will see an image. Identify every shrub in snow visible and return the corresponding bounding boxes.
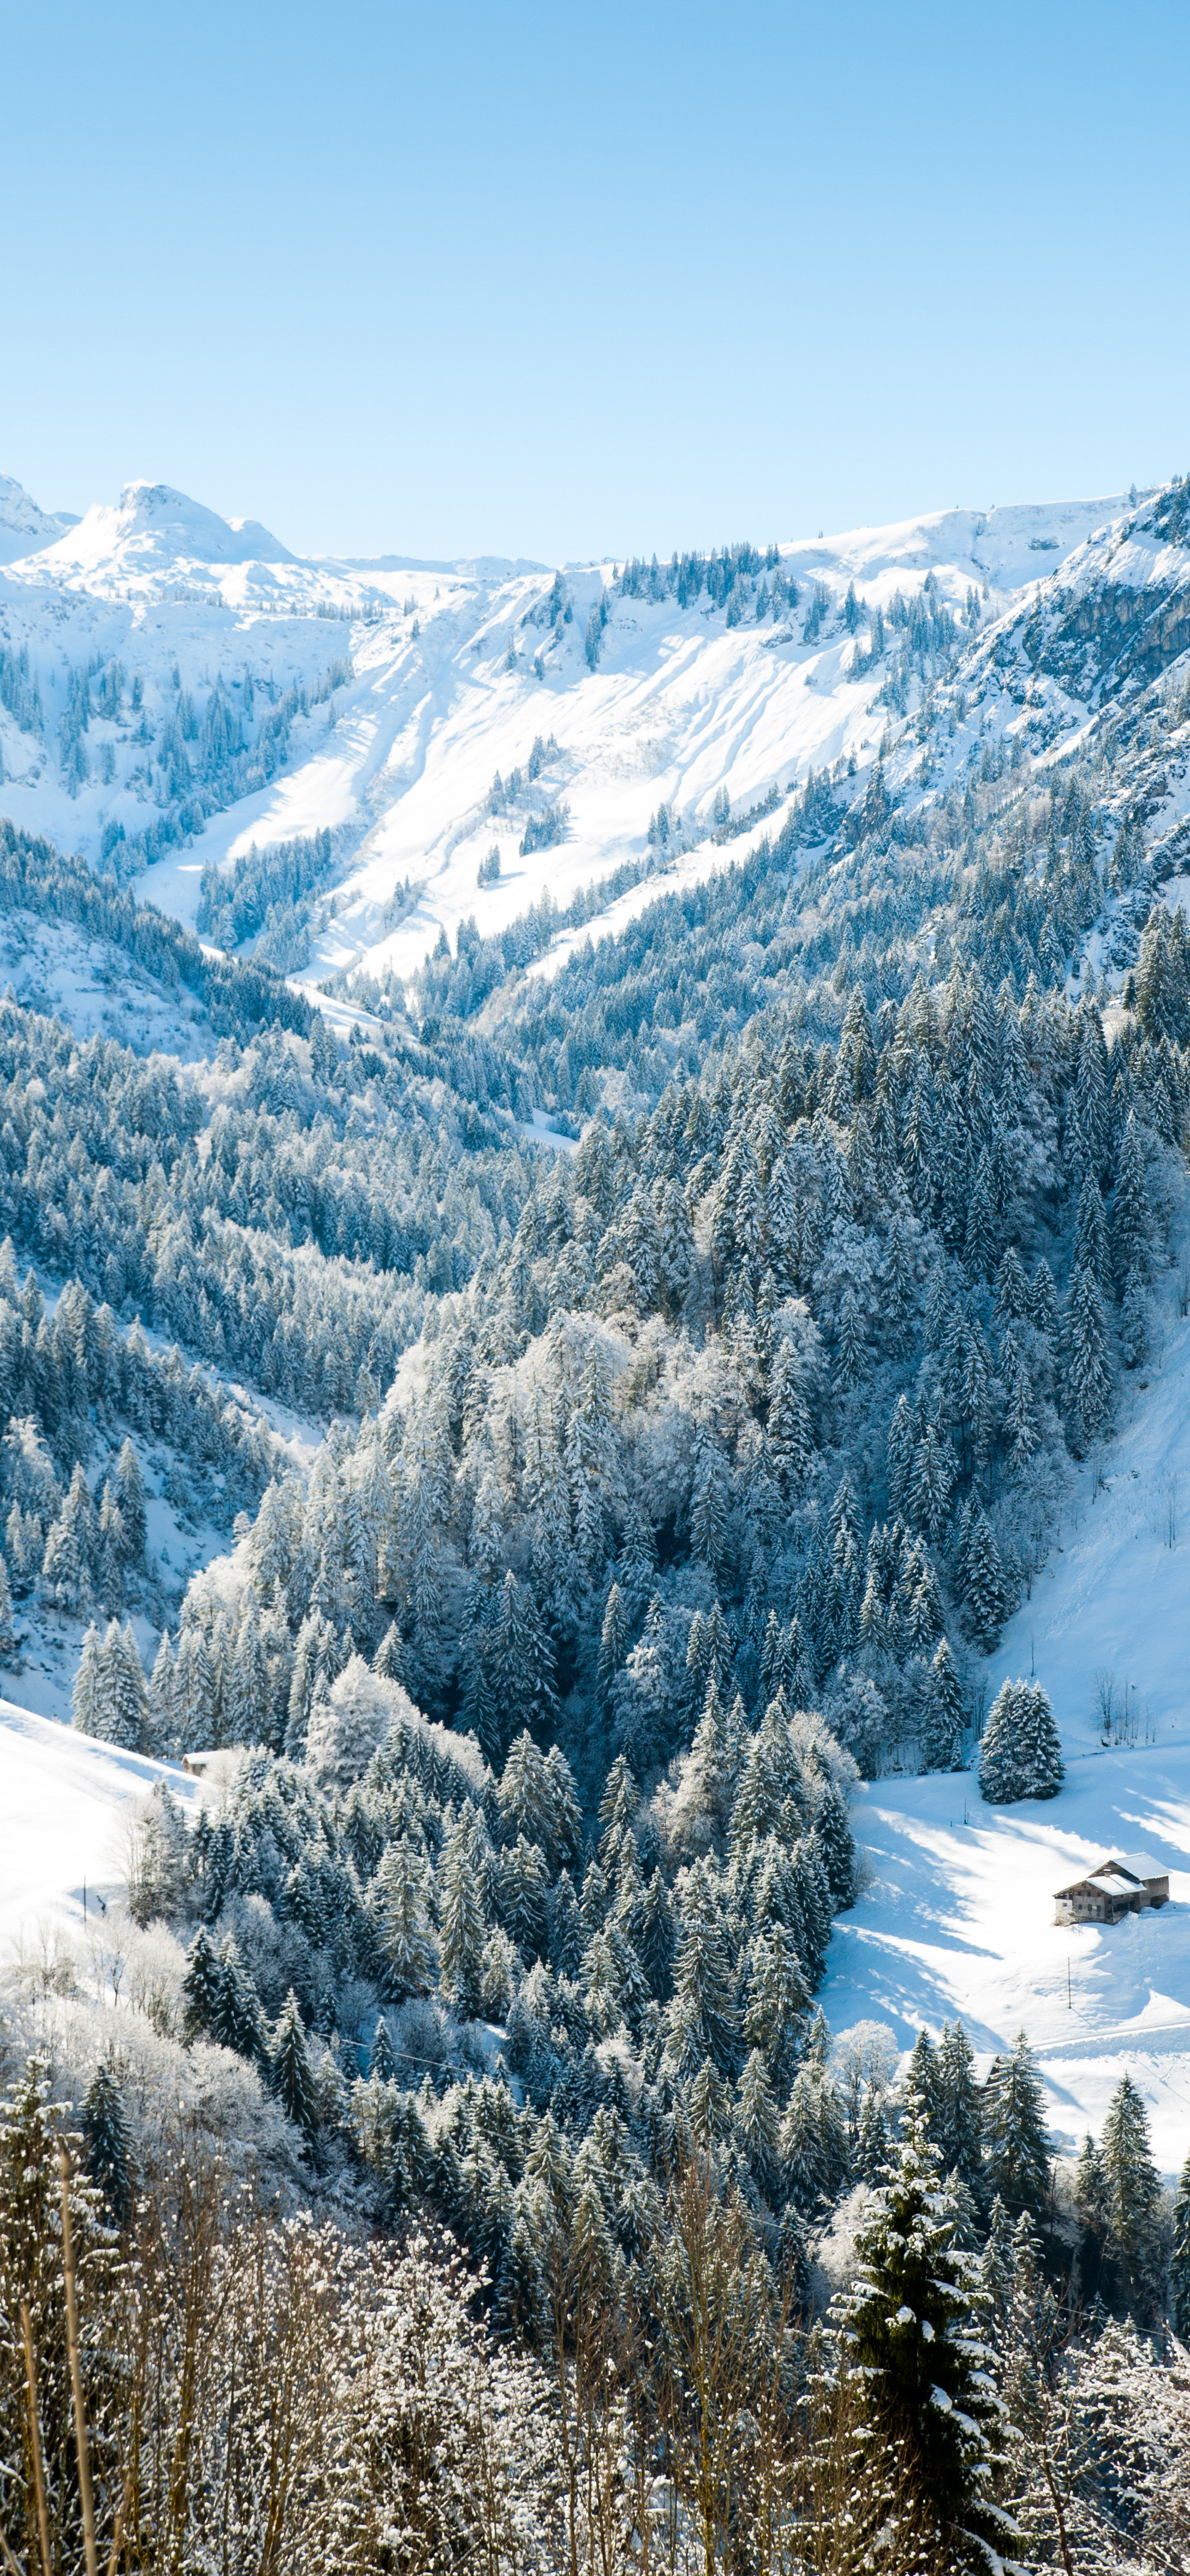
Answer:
[978,1677,1063,1803]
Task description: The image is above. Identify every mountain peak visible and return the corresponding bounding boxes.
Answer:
[7,476,296,590]
[0,471,78,567]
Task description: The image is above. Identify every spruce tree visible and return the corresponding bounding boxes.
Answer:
[842,2125,1016,2568]
[1170,2146,1190,2339]
[983,2032,1051,2220]
[1111,1110,1152,1287]
[1099,2072,1164,2324]
[181,1924,226,2043]
[1063,1263,1113,1453]
[735,2047,782,2202]
[82,2058,133,2226]
[960,1507,1010,1651]
[933,2020,983,2196]
[919,1635,967,1771]
[979,1678,1063,1803]
[373,1841,437,1996]
[270,1990,320,2145]
[370,2014,398,2082]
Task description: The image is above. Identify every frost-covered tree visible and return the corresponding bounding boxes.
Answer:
[306,1655,393,1790]
[979,1678,1063,1803]
[841,2124,1016,2569]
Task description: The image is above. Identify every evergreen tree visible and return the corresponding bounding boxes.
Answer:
[919,1635,967,1771]
[369,2014,398,2082]
[374,1840,437,1996]
[902,2027,938,2133]
[959,1507,1010,1651]
[780,2067,827,2211]
[1111,1110,1152,1287]
[82,2058,133,2226]
[270,1990,320,2146]
[664,1862,739,2077]
[211,1939,268,2065]
[841,2125,1015,2569]
[735,2047,782,2202]
[1170,2145,1190,2339]
[933,2020,983,2196]
[597,1578,628,1709]
[1099,2072,1164,2324]
[181,1924,226,2043]
[1063,1263,1114,1453]
[437,1805,489,2015]
[983,2032,1051,2220]
[113,1437,148,1562]
[1072,1173,1111,1291]
[979,1678,1063,1803]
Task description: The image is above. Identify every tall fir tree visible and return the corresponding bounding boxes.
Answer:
[841,2125,1016,2571]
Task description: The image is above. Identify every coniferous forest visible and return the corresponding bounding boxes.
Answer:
[3,485,1190,2573]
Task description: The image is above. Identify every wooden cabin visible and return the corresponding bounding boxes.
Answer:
[1053,1853,1170,1926]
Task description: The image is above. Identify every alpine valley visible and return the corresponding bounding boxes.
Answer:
[2,459,1190,2572]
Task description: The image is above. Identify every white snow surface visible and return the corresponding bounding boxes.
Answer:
[0,469,1142,1003]
[0,1697,201,1946]
[822,1269,1190,2175]
[0,472,77,566]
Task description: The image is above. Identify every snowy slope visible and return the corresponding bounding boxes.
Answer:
[985,1272,1190,1763]
[0,468,1144,1006]
[0,1696,201,1944]
[821,1745,1190,2173]
[819,1248,1190,2175]
[0,472,77,566]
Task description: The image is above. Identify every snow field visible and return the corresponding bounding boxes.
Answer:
[821,1745,1190,2174]
[0,1696,200,1947]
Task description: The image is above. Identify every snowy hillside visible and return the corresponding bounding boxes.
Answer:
[0,467,1149,1004]
[0,472,77,566]
[0,1694,201,1943]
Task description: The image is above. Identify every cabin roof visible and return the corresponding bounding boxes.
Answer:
[1054,1852,1170,1900]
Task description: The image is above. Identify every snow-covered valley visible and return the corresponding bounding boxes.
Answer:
[2,455,1190,2216]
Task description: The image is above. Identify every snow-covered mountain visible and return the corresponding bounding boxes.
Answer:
[0,470,77,565]
[1,464,1164,1002]
[3,452,1190,2189]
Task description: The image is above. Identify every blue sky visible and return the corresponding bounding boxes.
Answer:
[3,0,1189,561]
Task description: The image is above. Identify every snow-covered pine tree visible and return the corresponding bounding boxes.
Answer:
[959,1505,1010,1650]
[918,1635,967,1771]
[1099,2071,1164,2324]
[181,1924,226,2043]
[1063,1262,1114,1454]
[983,2032,1051,2221]
[373,1841,437,1996]
[82,2058,133,2225]
[979,1678,1063,1802]
[840,2123,1016,2569]
[270,1990,320,2145]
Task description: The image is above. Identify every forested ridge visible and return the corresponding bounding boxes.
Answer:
[4,483,1190,2573]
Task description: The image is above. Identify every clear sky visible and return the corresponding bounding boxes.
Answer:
[2,0,1189,564]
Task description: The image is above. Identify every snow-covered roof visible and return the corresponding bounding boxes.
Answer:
[1105,1852,1169,1884]
[1054,1853,1170,1897]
